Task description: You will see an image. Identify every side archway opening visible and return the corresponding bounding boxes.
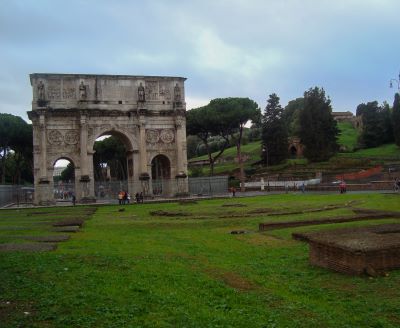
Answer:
[151,154,171,196]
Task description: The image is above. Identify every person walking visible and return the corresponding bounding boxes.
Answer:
[394,178,400,192]
[118,191,124,205]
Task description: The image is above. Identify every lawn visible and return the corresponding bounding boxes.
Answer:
[1,194,400,327]
[337,122,358,152]
[339,143,400,160]
[193,140,262,162]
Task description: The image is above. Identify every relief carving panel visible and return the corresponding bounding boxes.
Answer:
[160,129,175,143]
[47,130,63,145]
[63,79,76,99]
[64,130,79,145]
[145,81,158,101]
[159,83,171,100]
[146,129,160,143]
[146,129,175,144]
[47,80,61,100]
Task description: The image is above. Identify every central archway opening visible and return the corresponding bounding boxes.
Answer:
[151,154,171,196]
[93,132,132,201]
[53,158,75,201]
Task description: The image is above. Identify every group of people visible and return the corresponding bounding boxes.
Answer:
[118,191,144,205]
[135,192,144,203]
[118,191,130,205]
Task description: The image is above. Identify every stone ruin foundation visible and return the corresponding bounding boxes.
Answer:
[294,224,400,275]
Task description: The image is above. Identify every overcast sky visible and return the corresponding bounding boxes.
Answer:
[1,0,400,122]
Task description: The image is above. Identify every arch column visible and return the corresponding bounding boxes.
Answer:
[126,150,136,197]
[35,110,54,205]
[78,112,95,202]
[138,111,150,195]
[175,115,188,195]
[39,112,48,181]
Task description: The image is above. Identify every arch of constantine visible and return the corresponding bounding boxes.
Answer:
[28,73,188,205]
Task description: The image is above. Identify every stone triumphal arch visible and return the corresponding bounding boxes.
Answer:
[28,74,188,205]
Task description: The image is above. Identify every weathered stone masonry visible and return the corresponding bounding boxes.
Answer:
[28,74,188,205]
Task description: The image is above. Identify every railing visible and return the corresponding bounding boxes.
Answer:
[188,176,228,195]
[94,181,128,200]
[0,185,34,207]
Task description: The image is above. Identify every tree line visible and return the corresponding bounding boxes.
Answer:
[0,113,33,184]
[1,88,399,184]
[187,87,400,170]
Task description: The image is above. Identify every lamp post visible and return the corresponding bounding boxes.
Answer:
[389,71,400,92]
[262,146,269,168]
[262,146,270,192]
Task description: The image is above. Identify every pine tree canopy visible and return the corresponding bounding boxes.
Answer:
[298,87,339,162]
[261,93,288,165]
[392,93,400,146]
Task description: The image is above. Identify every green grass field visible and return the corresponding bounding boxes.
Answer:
[1,194,400,327]
[339,143,400,160]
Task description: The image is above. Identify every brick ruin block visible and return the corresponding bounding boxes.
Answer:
[299,224,400,275]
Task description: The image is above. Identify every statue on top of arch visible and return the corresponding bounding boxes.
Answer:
[79,81,87,100]
[174,83,181,102]
[138,83,145,102]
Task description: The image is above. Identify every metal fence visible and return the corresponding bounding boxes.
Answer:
[94,181,128,200]
[1,176,229,207]
[188,176,229,196]
[0,185,34,207]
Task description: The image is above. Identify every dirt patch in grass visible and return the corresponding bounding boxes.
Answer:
[0,300,35,326]
[247,208,275,214]
[26,211,58,216]
[149,210,191,217]
[261,210,400,231]
[220,201,361,219]
[0,242,57,252]
[230,230,251,234]
[179,200,198,205]
[25,235,70,242]
[319,280,358,294]
[53,219,84,227]
[53,226,80,233]
[352,208,400,217]
[203,266,258,291]
[84,207,98,215]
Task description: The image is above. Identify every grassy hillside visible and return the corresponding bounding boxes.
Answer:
[191,141,262,175]
[339,143,400,160]
[189,123,399,176]
[193,140,262,162]
[337,122,358,151]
